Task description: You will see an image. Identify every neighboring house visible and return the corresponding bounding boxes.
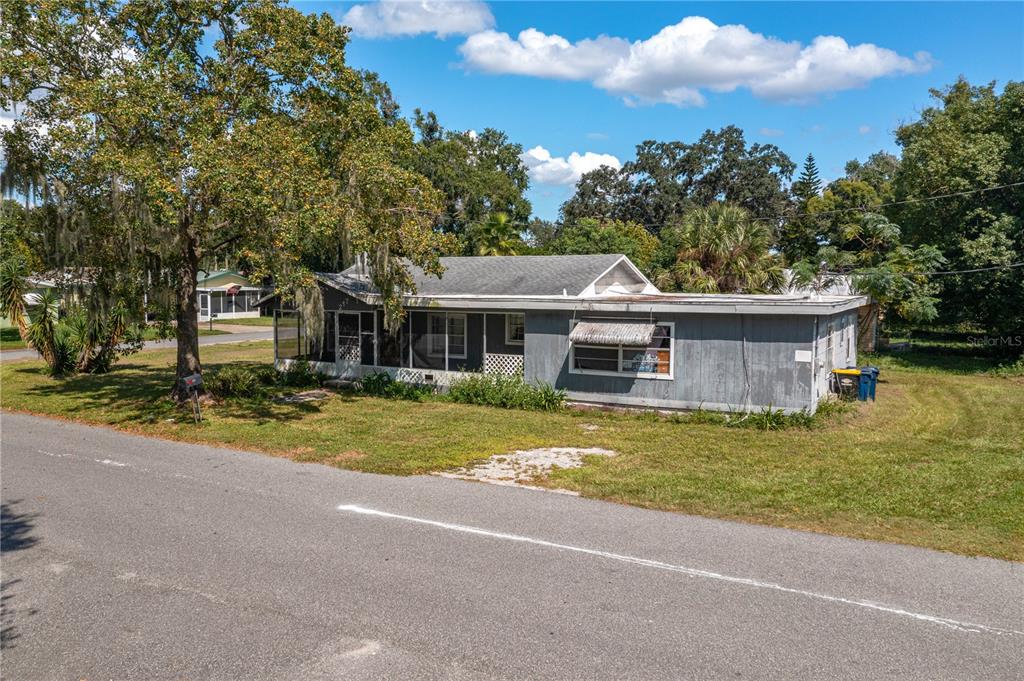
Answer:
[22,269,96,308]
[263,255,865,414]
[197,270,264,322]
[783,269,878,351]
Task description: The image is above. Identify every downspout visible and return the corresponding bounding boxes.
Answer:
[741,314,752,412]
[810,315,819,410]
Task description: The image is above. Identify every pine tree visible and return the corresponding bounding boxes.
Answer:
[792,154,822,202]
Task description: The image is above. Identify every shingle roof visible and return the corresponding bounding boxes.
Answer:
[326,254,626,297]
[197,270,250,286]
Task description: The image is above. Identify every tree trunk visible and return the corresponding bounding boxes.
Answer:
[171,215,202,401]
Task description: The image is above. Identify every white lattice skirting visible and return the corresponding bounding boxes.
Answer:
[338,342,360,363]
[484,353,524,376]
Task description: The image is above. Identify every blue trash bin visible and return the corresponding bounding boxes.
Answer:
[858,367,880,401]
[857,372,871,401]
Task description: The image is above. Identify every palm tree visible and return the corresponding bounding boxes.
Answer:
[468,212,523,256]
[0,258,32,342]
[657,203,784,294]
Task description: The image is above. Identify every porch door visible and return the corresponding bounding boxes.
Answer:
[337,313,360,366]
[199,293,210,320]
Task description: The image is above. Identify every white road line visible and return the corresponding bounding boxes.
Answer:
[95,458,129,467]
[336,504,1023,637]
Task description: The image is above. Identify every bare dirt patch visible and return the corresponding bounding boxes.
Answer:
[438,447,616,493]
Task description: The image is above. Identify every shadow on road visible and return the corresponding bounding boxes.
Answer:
[1,501,38,553]
[1,501,40,650]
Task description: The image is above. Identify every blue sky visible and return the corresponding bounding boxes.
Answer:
[302,1,1023,220]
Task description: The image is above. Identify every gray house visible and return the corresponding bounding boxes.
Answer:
[266,255,865,414]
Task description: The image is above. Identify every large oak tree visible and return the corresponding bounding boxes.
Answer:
[2,0,447,397]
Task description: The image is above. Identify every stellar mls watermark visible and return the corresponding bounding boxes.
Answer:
[967,335,1023,347]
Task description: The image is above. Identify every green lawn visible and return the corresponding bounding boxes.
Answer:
[212,316,274,327]
[1,326,25,350]
[143,327,228,340]
[1,326,228,352]
[1,340,1021,561]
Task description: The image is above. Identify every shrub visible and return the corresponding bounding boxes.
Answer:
[279,359,322,388]
[674,402,846,431]
[206,365,268,399]
[813,398,855,421]
[739,406,789,431]
[359,371,434,401]
[446,373,565,411]
[990,355,1024,378]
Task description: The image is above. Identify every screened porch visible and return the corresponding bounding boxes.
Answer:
[274,308,526,379]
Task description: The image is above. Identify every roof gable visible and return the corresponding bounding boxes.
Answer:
[198,270,252,288]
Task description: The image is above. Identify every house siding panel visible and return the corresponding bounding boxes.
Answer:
[484,313,525,356]
[525,310,821,413]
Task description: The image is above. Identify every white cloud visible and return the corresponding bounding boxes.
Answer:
[459,16,931,107]
[459,28,627,79]
[520,145,621,186]
[858,124,872,134]
[759,127,784,137]
[586,132,609,140]
[342,0,494,38]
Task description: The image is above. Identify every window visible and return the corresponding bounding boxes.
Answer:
[505,313,525,345]
[427,312,466,359]
[570,321,673,379]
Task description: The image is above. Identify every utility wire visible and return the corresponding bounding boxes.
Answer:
[747,180,1024,225]
[373,179,1024,227]
[454,179,1024,229]
[825,261,1024,278]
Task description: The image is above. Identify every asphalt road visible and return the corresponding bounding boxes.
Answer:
[0,329,273,362]
[2,412,1022,680]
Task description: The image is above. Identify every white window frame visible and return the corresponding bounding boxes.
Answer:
[505,313,525,346]
[427,312,467,360]
[568,319,674,381]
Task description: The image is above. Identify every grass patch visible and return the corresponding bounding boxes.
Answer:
[1,341,1021,561]
[1,326,26,350]
[212,316,274,327]
[2,326,227,351]
[143,327,228,340]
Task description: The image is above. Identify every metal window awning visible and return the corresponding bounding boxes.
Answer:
[568,321,657,346]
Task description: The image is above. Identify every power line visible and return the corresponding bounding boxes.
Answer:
[374,179,1024,228]
[825,261,1024,278]
[436,179,1024,230]
[748,180,1024,225]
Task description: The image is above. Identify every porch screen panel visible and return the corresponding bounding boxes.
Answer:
[229,293,246,313]
[376,312,403,367]
[458,313,484,372]
[410,311,444,370]
[317,311,336,362]
[276,310,302,360]
[359,312,375,365]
